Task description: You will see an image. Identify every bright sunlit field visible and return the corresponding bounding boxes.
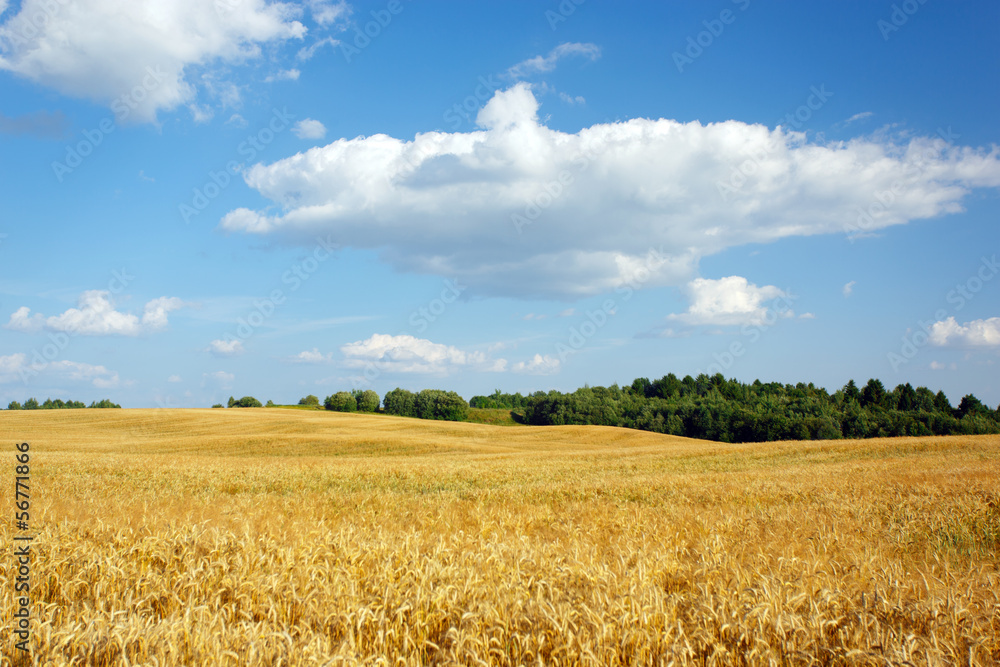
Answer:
[1,408,998,665]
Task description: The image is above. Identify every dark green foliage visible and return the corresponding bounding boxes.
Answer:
[354,389,380,412]
[520,375,999,443]
[324,392,357,412]
[298,395,320,406]
[227,396,236,408]
[469,389,531,409]
[211,404,224,408]
[415,389,469,421]
[265,400,276,407]
[7,397,119,409]
[383,388,468,421]
[383,388,416,416]
[231,396,262,408]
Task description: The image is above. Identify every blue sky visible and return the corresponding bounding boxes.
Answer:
[1,0,998,409]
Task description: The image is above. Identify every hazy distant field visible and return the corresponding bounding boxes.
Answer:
[1,409,998,665]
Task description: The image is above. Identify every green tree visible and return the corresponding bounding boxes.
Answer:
[860,379,887,409]
[956,394,987,418]
[23,398,39,410]
[212,403,224,408]
[356,390,380,412]
[7,401,21,410]
[265,400,276,407]
[298,395,320,407]
[383,388,417,417]
[227,396,236,408]
[325,392,357,412]
[842,379,861,404]
[233,396,262,408]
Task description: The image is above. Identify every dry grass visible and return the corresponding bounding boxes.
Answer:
[0,408,998,665]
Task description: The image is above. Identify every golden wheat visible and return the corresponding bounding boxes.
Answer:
[1,409,998,665]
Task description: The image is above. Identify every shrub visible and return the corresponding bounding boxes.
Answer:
[299,395,320,407]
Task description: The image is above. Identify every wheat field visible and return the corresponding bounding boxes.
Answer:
[0,408,998,665]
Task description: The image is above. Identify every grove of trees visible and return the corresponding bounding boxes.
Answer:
[7,398,121,410]
[227,396,263,408]
[382,388,469,421]
[324,389,380,413]
[510,374,1000,442]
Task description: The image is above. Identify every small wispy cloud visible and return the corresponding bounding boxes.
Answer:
[293,119,327,140]
[506,42,601,80]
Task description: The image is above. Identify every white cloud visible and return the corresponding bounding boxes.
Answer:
[265,68,300,82]
[511,353,561,375]
[292,347,332,363]
[0,353,119,387]
[559,92,586,105]
[225,113,249,128]
[209,338,244,357]
[219,84,1000,300]
[5,307,43,332]
[506,42,601,80]
[297,36,339,60]
[142,297,185,329]
[292,118,327,139]
[843,281,856,297]
[0,0,307,123]
[5,291,182,336]
[928,316,1000,347]
[799,312,816,319]
[307,0,349,27]
[167,374,182,383]
[340,333,505,374]
[669,276,790,326]
[844,111,874,125]
[204,370,235,388]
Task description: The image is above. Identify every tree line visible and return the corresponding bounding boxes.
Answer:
[219,388,470,422]
[475,374,1000,442]
[7,398,121,410]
